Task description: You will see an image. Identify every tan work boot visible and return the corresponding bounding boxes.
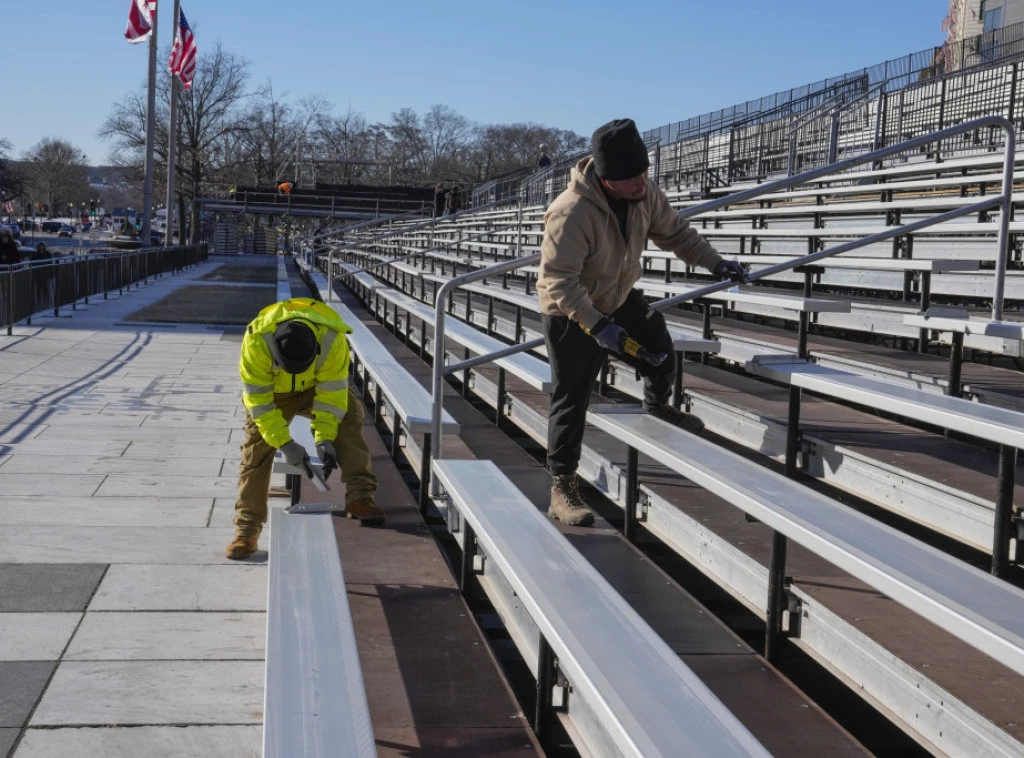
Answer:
[225,535,258,560]
[345,497,385,525]
[548,474,595,527]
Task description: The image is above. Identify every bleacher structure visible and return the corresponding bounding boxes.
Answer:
[256,28,1024,758]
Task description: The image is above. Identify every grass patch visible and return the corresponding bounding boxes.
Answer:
[125,284,275,325]
[199,264,277,284]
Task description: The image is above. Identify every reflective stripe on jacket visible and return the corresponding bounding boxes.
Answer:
[239,298,353,447]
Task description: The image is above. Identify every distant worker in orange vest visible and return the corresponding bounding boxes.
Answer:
[277,180,293,195]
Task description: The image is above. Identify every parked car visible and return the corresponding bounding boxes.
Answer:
[57,226,74,238]
[41,221,63,233]
[6,223,20,240]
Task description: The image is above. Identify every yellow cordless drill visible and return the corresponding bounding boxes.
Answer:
[584,321,668,367]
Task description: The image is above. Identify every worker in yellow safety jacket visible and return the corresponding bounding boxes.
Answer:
[227,298,382,560]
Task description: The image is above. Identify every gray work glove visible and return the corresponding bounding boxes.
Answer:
[279,439,308,466]
[315,440,337,480]
[588,318,626,354]
[713,259,749,284]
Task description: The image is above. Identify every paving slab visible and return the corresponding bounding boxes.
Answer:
[0,564,107,612]
[0,497,213,527]
[64,612,265,660]
[0,456,223,477]
[30,661,264,725]
[0,614,80,660]
[93,475,236,499]
[0,728,15,758]
[13,725,262,758]
[0,474,105,497]
[0,662,56,727]
[90,564,267,611]
[0,527,236,564]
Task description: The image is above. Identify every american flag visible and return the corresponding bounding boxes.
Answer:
[168,8,197,90]
[124,0,155,43]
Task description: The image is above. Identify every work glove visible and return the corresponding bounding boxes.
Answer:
[588,318,627,354]
[713,259,749,284]
[316,440,338,480]
[278,439,308,466]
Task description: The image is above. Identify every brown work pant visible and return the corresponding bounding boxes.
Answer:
[233,388,378,537]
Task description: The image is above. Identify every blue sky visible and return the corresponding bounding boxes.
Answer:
[4,0,948,165]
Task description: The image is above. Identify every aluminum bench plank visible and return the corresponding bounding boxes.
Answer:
[638,278,851,313]
[586,407,1024,679]
[693,222,1024,237]
[308,269,460,434]
[749,360,1024,450]
[644,251,981,272]
[264,507,375,758]
[379,289,553,392]
[904,313,1024,340]
[432,459,771,758]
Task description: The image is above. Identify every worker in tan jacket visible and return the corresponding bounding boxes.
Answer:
[537,118,746,526]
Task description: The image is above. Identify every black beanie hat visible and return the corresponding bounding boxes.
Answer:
[591,118,650,181]
[271,320,318,373]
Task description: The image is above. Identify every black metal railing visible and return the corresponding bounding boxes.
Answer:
[0,244,208,335]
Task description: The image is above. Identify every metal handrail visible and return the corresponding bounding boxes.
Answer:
[323,195,524,301]
[305,206,428,246]
[417,116,1016,484]
[335,223,521,280]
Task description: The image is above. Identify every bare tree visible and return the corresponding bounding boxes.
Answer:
[313,109,372,184]
[0,139,29,218]
[237,82,330,186]
[422,104,472,176]
[100,42,251,240]
[23,138,89,218]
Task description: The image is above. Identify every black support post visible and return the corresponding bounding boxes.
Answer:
[946,331,965,398]
[418,433,432,514]
[625,446,639,543]
[992,445,1018,578]
[534,636,555,746]
[459,522,476,597]
[765,531,789,662]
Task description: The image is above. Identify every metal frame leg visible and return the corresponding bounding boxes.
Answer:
[946,331,965,398]
[534,636,555,746]
[992,445,1018,577]
[625,446,639,542]
[765,531,789,662]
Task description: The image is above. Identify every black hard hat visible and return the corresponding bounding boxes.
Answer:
[271,320,318,374]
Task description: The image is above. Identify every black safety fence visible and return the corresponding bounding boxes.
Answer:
[0,244,208,335]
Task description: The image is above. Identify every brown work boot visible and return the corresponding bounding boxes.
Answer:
[225,534,258,560]
[345,497,385,525]
[645,403,705,435]
[548,474,595,527]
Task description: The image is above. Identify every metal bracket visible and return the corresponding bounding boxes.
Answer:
[785,587,803,638]
[551,667,569,710]
[472,553,486,573]
[286,502,346,514]
[639,492,651,521]
[1013,514,1024,542]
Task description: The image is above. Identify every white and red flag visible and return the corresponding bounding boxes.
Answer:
[168,8,197,90]
[124,0,156,43]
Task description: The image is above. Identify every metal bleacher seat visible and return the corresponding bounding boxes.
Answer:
[264,503,375,758]
[585,406,1024,678]
[432,458,772,758]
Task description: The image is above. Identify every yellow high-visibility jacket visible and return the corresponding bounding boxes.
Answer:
[239,298,352,447]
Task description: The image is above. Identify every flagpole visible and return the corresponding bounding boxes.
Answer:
[141,0,158,245]
[165,0,181,247]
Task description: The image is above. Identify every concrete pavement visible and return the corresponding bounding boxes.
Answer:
[0,259,273,757]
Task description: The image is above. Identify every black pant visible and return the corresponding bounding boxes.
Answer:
[544,289,674,476]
